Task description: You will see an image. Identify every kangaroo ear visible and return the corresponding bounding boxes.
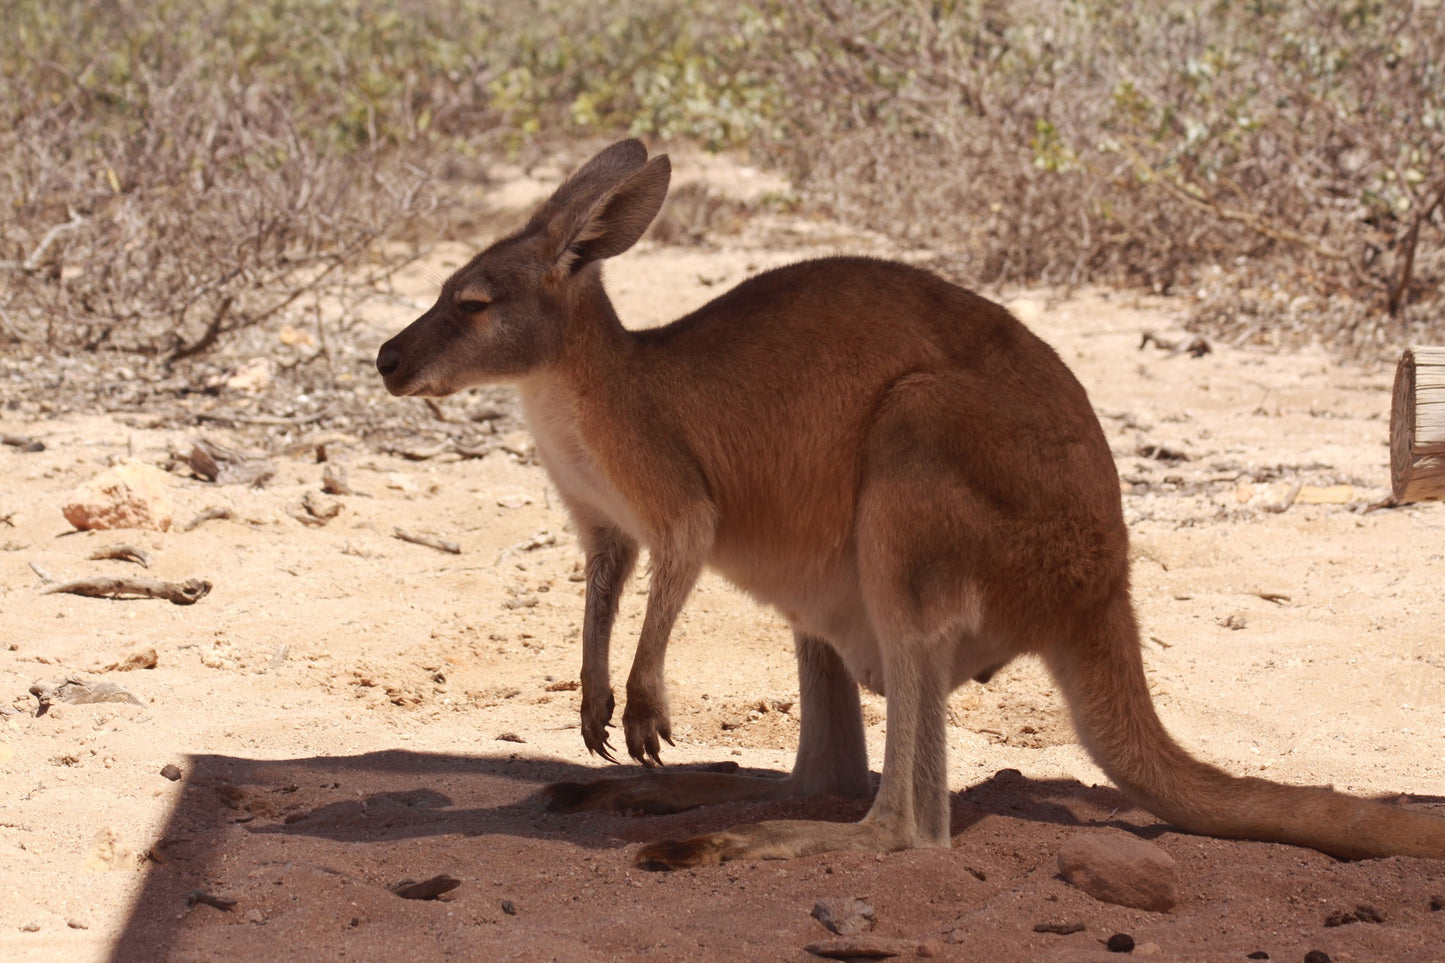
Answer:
[530,141,671,273]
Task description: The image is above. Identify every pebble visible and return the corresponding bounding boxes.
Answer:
[1106,933,1135,953]
[811,897,876,937]
[1057,832,1179,912]
[160,764,183,781]
[1303,952,1331,963]
[1033,921,1086,935]
[62,461,175,532]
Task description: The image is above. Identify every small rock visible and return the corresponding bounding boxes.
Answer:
[243,908,265,923]
[1431,895,1444,911]
[916,939,941,958]
[1325,903,1385,927]
[501,899,517,915]
[1057,832,1179,912]
[500,431,534,460]
[1246,953,1270,960]
[321,464,352,496]
[224,358,273,393]
[84,826,132,872]
[103,648,159,672]
[1134,943,1161,957]
[66,919,87,930]
[20,922,40,932]
[186,890,237,911]
[160,764,183,781]
[1303,952,1331,963]
[278,325,316,349]
[496,732,526,744]
[298,491,342,524]
[1034,921,1086,935]
[1106,933,1135,953]
[386,472,420,494]
[812,897,876,937]
[63,462,175,532]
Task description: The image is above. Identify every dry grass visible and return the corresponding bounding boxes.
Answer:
[2,0,1441,379]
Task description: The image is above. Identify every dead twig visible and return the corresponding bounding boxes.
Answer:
[1262,480,1304,514]
[182,506,234,531]
[181,438,275,487]
[193,410,330,428]
[1139,331,1212,358]
[1387,173,1445,317]
[43,576,212,605]
[2,434,45,452]
[185,891,237,912]
[88,544,152,568]
[391,875,462,900]
[393,528,461,555]
[29,677,142,714]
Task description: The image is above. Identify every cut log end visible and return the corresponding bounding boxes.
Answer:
[1390,346,1445,503]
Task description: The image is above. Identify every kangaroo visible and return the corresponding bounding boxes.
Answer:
[377,139,1445,868]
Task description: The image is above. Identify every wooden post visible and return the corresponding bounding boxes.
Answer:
[1390,346,1445,502]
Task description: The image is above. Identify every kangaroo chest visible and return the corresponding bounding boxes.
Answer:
[518,381,648,541]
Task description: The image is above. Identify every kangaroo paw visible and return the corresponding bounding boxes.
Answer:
[580,686,617,762]
[635,818,912,869]
[623,694,673,767]
[634,832,748,870]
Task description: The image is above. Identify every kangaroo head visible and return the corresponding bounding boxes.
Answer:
[376,139,671,397]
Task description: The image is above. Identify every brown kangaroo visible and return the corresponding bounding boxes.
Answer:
[376,139,1445,868]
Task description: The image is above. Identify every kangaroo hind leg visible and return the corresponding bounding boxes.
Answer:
[545,630,870,816]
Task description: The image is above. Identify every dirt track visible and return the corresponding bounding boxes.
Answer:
[2,157,1443,961]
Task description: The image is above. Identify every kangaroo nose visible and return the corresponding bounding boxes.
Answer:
[376,343,400,377]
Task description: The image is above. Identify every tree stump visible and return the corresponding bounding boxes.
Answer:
[1390,346,1445,502]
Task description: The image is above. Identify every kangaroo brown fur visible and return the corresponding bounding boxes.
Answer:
[376,139,1445,868]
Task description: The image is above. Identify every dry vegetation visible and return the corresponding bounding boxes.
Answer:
[2,0,1442,390]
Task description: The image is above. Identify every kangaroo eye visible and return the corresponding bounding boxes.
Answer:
[456,298,490,314]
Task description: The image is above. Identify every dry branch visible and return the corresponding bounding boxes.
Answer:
[43,576,212,605]
[29,677,142,713]
[88,544,152,568]
[181,506,234,532]
[393,528,461,555]
[2,434,45,452]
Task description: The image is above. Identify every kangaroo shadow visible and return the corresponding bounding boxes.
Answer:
[120,747,1415,961]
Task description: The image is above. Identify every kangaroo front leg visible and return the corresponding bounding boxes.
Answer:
[623,520,710,766]
[580,526,639,761]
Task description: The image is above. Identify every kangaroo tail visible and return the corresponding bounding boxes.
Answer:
[1043,591,1445,860]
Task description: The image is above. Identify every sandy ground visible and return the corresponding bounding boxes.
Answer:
[2,155,1443,962]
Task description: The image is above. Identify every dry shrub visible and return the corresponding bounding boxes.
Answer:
[753,0,1445,351]
[5,0,1442,382]
[0,0,465,366]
